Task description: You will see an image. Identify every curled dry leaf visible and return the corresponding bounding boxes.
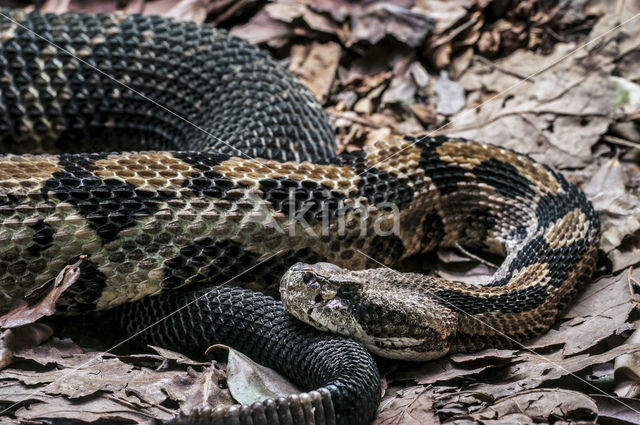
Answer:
[0,256,84,329]
[615,327,640,382]
[206,344,300,406]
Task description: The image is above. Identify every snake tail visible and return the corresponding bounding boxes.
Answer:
[115,286,381,425]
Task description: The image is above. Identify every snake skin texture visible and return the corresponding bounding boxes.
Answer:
[0,9,601,425]
[116,286,380,425]
[0,9,335,161]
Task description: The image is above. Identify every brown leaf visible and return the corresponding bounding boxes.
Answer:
[470,389,597,423]
[0,323,53,370]
[306,0,361,23]
[0,257,84,329]
[583,159,640,256]
[165,0,214,24]
[381,75,417,105]
[373,386,438,425]
[0,339,230,422]
[265,2,339,36]
[615,327,640,381]
[529,270,636,356]
[592,395,640,424]
[229,9,292,48]
[348,3,434,47]
[343,71,393,94]
[470,344,640,399]
[449,43,615,168]
[206,344,300,405]
[289,42,341,104]
[414,0,476,35]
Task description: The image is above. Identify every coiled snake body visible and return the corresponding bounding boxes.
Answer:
[0,10,600,425]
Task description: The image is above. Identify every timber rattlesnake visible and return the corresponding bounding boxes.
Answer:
[0,9,600,425]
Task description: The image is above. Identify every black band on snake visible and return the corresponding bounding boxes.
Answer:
[0,10,601,425]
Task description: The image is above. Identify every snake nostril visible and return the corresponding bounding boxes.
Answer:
[314,294,323,303]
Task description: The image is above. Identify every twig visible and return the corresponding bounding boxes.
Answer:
[604,135,640,150]
[327,111,385,129]
[454,243,500,269]
[475,55,534,82]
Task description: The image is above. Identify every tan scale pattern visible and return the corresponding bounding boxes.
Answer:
[214,157,360,195]
[543,208,589,249]
[94,153,200,190]
[0,155,63,191]
[363,139,423,179]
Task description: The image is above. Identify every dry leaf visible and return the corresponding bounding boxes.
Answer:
[529,270,636,356]
[0,257,84,328]
[348,3,434,47]
[206,344,300,405]
[434,71,466,115]
[165,0,213,24]
[373,386,438,425]
[469,389,597,423]
[413,0,475,35]
[450,42,615,168]
[229,9,292,48]
[289,42,341,103]
[0,339,230,422]
[0,323,53,370]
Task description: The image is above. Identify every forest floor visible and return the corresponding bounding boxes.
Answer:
[0,1,639,424]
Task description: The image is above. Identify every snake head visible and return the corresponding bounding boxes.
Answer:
[280,262,366,336]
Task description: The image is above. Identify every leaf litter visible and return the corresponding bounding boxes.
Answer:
[1,0,640,424]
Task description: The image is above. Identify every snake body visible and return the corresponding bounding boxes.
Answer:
[0,9,600,425]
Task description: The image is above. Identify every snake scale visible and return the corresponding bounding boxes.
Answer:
[0,9,600,425]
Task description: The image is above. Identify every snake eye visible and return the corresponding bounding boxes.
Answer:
[302,271,314,284]
[336,285,356,300]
